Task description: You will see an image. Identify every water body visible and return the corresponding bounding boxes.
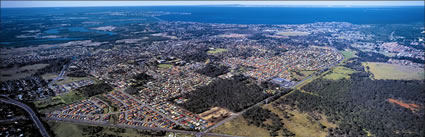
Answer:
[2,6,424,25]
[153,6,424,24]
[44,27,116,35]
[1,6,423,47]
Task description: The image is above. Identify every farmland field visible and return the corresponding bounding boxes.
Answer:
[362,62,424,80]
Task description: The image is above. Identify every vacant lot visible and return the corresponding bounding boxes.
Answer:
[199,107,232,126]
[157,64,173,69]
[323,66,357,80]
[218,33,247,38]
[207,48,228,54]
[41,73,58,81]
[48,121,166,137]
[263,104,336,137]
[278,31,310,36]
[211,116,271,137]
[57,76,90,85]
[0,64,49,81]
[341,50,356,60]
[363,62,424,80]
[35,90,87,113]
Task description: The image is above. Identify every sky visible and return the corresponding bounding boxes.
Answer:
[1,1,424,8]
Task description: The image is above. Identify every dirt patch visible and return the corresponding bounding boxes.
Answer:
[199,107,232,127]
[388,98,421,112]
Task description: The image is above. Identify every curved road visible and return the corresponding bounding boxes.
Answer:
[0,97,51,137]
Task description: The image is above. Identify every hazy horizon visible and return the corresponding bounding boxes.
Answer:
[1,1,424,8]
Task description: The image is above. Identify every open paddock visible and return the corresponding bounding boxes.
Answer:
[363,62,424,80]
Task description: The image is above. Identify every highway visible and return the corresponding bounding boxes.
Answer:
[0,97,51,137]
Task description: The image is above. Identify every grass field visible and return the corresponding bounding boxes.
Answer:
[48,121,86,137]
[41,73,58,81]
[323,66,357,80]
[55,76,90,85]
[211,116,271,137]
[0,64,49,82]
[363,62,424,80]
[34,97,63,108]
[207,48,228,54]
[35,90,86,113]
[58,90,87,104]
[292,70,316,80]
[341,50,356,60]
[158,64,173,69]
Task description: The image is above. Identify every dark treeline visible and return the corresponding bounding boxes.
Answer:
[34,58,71,76]
[176,75,270,113]
[274,60,425,137]
[393,56,425,64]
[79,126,166,137]
[355,51,389,62]
[195,63,229,77]
[77,83,113,97]
[132,72,153,87]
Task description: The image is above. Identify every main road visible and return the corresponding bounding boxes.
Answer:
[0,97,51,137]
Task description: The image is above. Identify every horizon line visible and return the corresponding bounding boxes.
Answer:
[2,4,425,8]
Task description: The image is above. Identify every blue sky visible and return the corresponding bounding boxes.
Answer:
[1,1,424,8]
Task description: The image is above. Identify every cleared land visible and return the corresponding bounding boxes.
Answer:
[41,73,58,81]
[341,50,356,60]
[55,76,90,85]
[47,121,168,137]
[362,62,424,80]
[211,116,271,137]
[218,33,247,38]
[158,64,173,69]
[0,64,49,81]
[277,31,310,36]
[35,91,86,113]
[323,66,357,80]
[387,98,420,113]
[207,48,228,54]
[199,107,232,127]
[291,70,315,80]
[263,104,336,137]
